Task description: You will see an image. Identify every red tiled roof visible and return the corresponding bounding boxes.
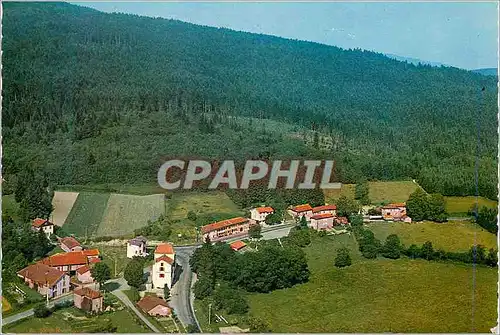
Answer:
[137,295,170,313]
[256,207,274,214]
[334,217,349,225]
[32,218,53,228]
[311,213,334,220]
[156,255,174,265]
[312,204,337,213]
[60,237,81,250]
[40,251,88,267]
[382,203,406,209]
[89,257,101,264]
[201,217,248,234]
[154,243,174,255]
[229,240,247,251]
[290,204,312,213]
[76,265,90,275]
[82,249,100,257]
[74,287,102,299]
[17,263,66,287]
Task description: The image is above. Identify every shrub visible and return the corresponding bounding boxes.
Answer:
[34,303,51,318]
[127,288,140,303]
[334,247,352,268]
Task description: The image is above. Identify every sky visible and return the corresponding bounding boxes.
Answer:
[74,2,498,70]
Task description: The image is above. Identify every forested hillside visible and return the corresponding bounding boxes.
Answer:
[2,2,497,199]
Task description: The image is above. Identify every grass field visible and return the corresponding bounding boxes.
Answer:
[445,196,498,216]
[56,184,166,195]
[50,191,79,226]
[97,194,165,237]
[2,195,21,223]
[368,221,497,252]
[166,191,243,220]
[324,180,421,204]
[2,304,149,333]
[246,234,497,333]
[2,297,12,313]
[96,245,130,277]
[63,192,110,237]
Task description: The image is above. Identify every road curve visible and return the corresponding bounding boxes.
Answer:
[111,289,160,333]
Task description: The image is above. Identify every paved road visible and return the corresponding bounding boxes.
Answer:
[2,293,74,326]
[169,245,201,331]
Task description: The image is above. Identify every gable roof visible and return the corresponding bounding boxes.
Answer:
[255,207,274,214]
[312,204,337,213]
[201,217,248,234]
[155,255,174,265]
[334,216,349,225]
[40,251,88,267]
[229,240,247,251]
[290,204,313,213]
[82,249,100,257]
[17,263,66,286]
[76,265,90,275]
[74,287,102,299]
[60,237,81,250]
[32,218,53,228]
[137,295,169,313]
[89,257,101,264]
[382,202,406,209]
[311,213,334,220]
[129,236,147,247]
[154,243,174,255]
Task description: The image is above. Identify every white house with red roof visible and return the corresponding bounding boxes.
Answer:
[309,213,335,230]
[381,203,411,222]
[32,218,54,238]
[201,217,251,242]
[250,207,274,223]
[288,204,313,221]
[60,237,82,252]
[152,243,176,290]
[127,236,147,258]
[40,249,99,274]
[17,263,70,299]
[312,204,337,216]
[76,265,94,284]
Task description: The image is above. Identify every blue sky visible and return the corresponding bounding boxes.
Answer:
[74,2,498,70]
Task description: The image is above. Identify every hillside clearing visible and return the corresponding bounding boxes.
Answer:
[1,195,21,223]
[367,221,497,252]
[166,191,243,220]
[50,191,79,226]
[97,194,165,237]
[63,192,110,237]
[324,180,421,204]
[247,235,497,333]
[445,196,497,215]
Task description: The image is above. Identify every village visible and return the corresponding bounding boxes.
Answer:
[6,200,412,333]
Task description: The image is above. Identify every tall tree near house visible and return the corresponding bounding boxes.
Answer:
[382,234,402,259]
[299,215,308,229]
[248,224,262,240]
[427,193,447,222]
[91,262,111,291]
[163,283,170,300]
[355,179,370,205]
[124,259,144,288]
[406,188,429,221]
[336,195,360,217]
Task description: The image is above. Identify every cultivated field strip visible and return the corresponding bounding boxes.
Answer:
[50,191,79,226]
[63,192,110,237]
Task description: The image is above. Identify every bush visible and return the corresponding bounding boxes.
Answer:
[34,303,51,318]
[127,288,140,303]
[186,324,200,333]
[53,300,73,311]
[334,247,352,268]
[212,284,249,315]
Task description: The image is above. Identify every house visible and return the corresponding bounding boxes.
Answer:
[309,213,334,230]
[60,237,82,252]
[127,236,148,258]
[229,240,247,251]
[152,243,175,290]
[17,263,70,299]
[250,207,274,223]
[312,204,337,216]
[40,251,88,273]
[288,204,313,221]
[201,217,251,242]
[76,265,94,284]
[82,249,100,261]
[32,218,54,238]
[74,287,103,313]
[137,295,172,317]
[381,203,407,221]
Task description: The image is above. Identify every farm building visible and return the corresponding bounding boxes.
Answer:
[312,204,337,216]
[17,263,70,299]
[127,236,148,258]
[288,204,313,221]
[74,287,103,313]
[333,216,349,226]
[40,251,88,273]
[201,217,251,242]
[229,240,247,251]
[309,213,334,231]
[250,207,274,223]
[137,295,172,317]
[381,203,412,222]
[60,237,82,252]
[31,218,54,238]
[152,243,176,290]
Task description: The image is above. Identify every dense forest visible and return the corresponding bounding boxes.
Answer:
[2,2,498,199]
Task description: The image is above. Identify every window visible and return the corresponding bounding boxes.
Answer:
[159,274,165,278]
[160,262,164,266]
[160,267,164,272]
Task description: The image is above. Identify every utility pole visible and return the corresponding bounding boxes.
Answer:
[208,303,212,324]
